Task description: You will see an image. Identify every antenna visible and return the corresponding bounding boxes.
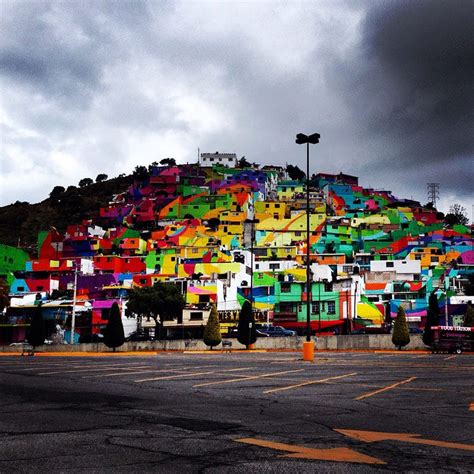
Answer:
[426,183,440,208]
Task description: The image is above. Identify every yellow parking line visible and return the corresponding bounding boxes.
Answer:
[37,365,151,375]
[135,370,219,383]
[355,377,417,401]
[263,372,358,394]
[193,369,305,388]
[93,366,247,379]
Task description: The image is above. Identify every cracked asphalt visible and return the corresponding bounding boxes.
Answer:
[0,351,473,473]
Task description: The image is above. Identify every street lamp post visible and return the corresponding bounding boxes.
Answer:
[70,263,79,344]
[296,132,320,362]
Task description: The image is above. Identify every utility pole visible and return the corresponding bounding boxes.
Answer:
[426,183,440,209]
[70,263,78,344]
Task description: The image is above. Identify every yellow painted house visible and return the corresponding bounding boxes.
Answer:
[255,201,286,221]
[407,248,460,268]
[277,182,304,201]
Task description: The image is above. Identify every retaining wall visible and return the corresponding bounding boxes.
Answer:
[1,335,426,353]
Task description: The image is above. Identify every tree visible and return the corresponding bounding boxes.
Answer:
[160,158,176,167]
[286,164,306,181]
[237,156,251,168]
[133,165,149,181]
[325,241,336,253]
[29,302,45,349]
[96,173,108,183]
[104,302,125,351]
[237,301,256,348]
[49,186,65,200]
[423,292,440,346]
[78,178,93,187]
[207,217,220,230]
[463,303,474,327]
[125,282,185,339]
[203,304,221,349]
[392,305,410,350]
[444,204,469,226]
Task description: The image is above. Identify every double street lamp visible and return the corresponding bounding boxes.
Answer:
[296,132,320,362]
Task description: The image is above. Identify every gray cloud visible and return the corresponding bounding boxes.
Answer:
[0,0,472,212]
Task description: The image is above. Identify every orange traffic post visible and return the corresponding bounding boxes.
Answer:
[303,341,314,362]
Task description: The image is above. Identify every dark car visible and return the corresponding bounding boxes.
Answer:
[350,328,367,335]
[258,325,296,337]
[126,331,153,342]
[409,327,423,334]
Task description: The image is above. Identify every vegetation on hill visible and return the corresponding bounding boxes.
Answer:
[0,175,132,253]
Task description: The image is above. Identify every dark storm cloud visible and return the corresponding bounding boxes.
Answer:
[332,0,474,196]
[1,0,471,210]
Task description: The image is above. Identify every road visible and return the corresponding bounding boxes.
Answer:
[0,351,473,472]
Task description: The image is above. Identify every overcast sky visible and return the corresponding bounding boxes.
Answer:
[1,0,472,216]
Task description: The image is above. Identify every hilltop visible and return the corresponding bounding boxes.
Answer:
[0,175,132,252]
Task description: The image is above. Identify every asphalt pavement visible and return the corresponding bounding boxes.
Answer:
[0,351,473,472]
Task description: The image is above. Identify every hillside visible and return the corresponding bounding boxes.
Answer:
[0,175,132,252]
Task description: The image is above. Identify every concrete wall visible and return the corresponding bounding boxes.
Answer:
[1,335,426,352]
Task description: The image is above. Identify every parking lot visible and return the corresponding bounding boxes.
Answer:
[0,351,473,472]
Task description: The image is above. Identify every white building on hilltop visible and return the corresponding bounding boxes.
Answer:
[200,152,237,168]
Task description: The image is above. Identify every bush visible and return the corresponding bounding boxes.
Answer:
[237,301,257,348]
[29,302,45,348]
[104,302,125,351]
[78,178,93,187]
[423,292,439,346]
[203,304,221,349]
[392,305,410,350]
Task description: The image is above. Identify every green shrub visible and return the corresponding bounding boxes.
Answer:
[237,301,257,348]
[104,302,125,351]
[203,304,221,349]
[392,305,410,350]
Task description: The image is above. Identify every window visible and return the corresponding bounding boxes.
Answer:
[269,263,280,270]
[312,302,320,313]
[327,301,336,314]
[386,262,394,268]
[281,282,291,293]
[275,204,280,208]
[190,311,203,320]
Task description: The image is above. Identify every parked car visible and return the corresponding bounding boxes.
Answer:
[126,331,153,342]
[258,325,296,337]
[226,327,270,337]
[350,328,367,335]
[409,327,423,334]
